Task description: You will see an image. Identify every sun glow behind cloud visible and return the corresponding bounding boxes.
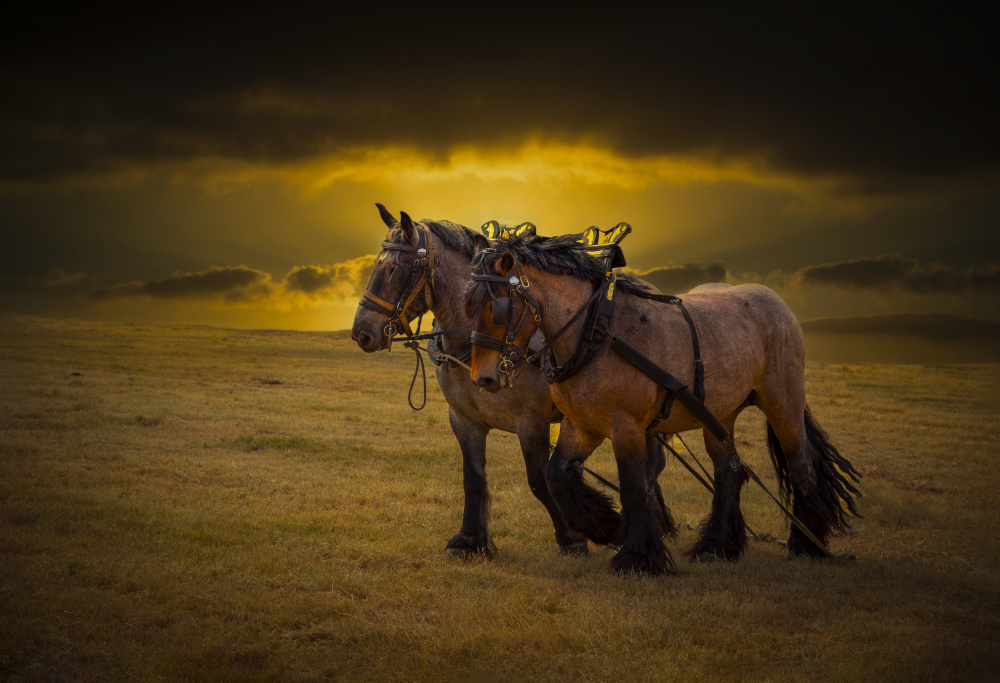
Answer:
[186,139,864,203]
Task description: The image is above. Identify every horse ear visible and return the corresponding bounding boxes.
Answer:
[399,211,415,241]
[375,203,398,228]
[473,234,490,255]
[497,251,515,275]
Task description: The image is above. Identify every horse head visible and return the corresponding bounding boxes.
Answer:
[465,235,542,392]
[351,204,436,352]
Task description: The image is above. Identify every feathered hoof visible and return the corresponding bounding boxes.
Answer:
[445,532,496,560]
[610,547,676,576]
[559,540,589,555]
[787,529,827,559]
[686,539,743,562]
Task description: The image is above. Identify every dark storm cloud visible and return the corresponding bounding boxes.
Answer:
[0,267,86,291]
[1,2,997,188]
[800,312,1000,343]
[797,255,1000,293]
[89,266,270,302]
[282,258,373,298]
[629,264,728,293]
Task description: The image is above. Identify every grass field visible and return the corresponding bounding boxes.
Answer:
[1,316,998,681]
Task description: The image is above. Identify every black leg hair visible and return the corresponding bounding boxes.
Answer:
[545,454,625,546]
[783,407,862,556]
[444,409,497,558]
[611,457,677,575]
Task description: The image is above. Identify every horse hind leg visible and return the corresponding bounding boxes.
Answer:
[763,405,862,558]
[688,411,749,562]
[546,419,625,546]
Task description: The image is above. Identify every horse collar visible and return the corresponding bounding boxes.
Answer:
[537,272,618,383]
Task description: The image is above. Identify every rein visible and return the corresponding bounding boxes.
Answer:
[359,223,476,409]
[390,320,474,410]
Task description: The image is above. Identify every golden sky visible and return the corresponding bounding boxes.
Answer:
[1,4,997,362]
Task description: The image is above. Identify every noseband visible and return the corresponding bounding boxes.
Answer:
[470,255,542,386]
[359,225,436,346]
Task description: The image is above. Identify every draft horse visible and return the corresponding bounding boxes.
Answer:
[465,233,861,574]
[351,206,675,558]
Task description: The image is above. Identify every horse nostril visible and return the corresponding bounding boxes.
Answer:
[475,377,495,389]
[357,331,373,348]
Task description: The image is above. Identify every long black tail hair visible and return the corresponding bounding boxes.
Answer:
[766,406,862,532]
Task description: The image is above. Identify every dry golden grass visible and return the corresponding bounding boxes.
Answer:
[1,316,998,681]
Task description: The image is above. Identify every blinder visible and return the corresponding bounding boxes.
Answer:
[491,295,513,326]
[389,262,413,291]
[359,222,436,344]
[470,261,542,388]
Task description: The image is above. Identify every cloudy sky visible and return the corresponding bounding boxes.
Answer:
[2,2,997,361]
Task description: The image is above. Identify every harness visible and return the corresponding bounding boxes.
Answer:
[469,257,543,387]
[472,249,730,442]
[359,225,437,343]
[359,224,477,408]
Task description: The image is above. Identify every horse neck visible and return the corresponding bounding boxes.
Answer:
[428,238,473,350]
[529,267,598,364]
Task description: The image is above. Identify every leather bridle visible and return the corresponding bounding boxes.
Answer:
[359,224,436,347]
[469,253,542,387]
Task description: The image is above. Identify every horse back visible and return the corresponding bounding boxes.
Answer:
[612,283,803,424]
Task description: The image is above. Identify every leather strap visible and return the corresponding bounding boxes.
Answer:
[619,281,705,401]
[609,335,729,442]
[539,273,617,383]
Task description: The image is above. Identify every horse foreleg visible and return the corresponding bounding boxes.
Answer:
[545,419,623,546]
[445,408,496,559]
[516,419,588,554]
[610,428,677,575]
[646,436,678,538]
[688,412,749,562]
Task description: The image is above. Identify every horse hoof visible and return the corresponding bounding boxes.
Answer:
[687,541,742,562]
[444,546,494,560]
[611,547,676,575]
[444,548,496,560]
[559,541,589,555]
[445,533,496,560]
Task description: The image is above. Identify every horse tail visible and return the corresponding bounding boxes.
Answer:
[803,405,862,531]
[765,419,791,507]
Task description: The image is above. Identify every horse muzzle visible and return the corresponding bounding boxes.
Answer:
[473,375,502,393]
[352,325,387,353]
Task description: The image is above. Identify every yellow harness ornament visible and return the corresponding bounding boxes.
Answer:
[480,220,537,241]
[579,222,631,269]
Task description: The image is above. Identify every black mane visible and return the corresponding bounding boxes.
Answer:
[474,234,608,279]
[464,233,645,317]
[379,219,479,258]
